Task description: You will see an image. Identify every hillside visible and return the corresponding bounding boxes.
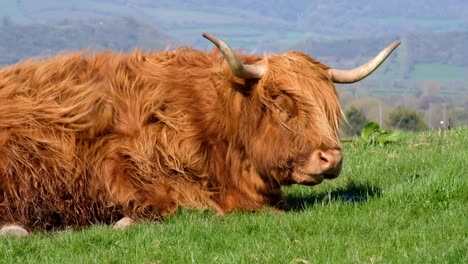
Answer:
[0,17,179,66]
[2,0,467,82]
[1,16,467,82]
[1,0,467,49]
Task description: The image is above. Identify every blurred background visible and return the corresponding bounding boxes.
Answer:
[1,0,467,135]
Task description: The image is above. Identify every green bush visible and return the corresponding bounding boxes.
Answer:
[387,106,429,131]
[344,106,370,136]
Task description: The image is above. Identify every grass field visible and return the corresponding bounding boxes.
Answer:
[1,128,467,263]
[409,63,466,82]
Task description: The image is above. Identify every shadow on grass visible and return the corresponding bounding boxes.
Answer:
[286,181,382,211]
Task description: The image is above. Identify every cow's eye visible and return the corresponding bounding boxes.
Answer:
[271,93,298,119]
[147,113,159,124]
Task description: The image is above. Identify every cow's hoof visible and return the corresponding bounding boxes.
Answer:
[113,217,135,230]
[0,224,29,237]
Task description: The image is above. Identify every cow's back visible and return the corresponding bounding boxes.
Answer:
[0,49,223,230]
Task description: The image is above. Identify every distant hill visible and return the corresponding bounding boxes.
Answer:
[1,0,467,49]
[0,17,179,66]
[1,16,467,83]
[1,1,467,82]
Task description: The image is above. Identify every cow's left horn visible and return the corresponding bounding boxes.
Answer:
[328,41,401,83]
[202,33,265,79]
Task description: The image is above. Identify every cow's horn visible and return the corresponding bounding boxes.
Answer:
[328,41,401,84]
[202,33,265,79]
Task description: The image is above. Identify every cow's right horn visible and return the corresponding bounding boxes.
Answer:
[328,41,400,84]
[202,33,265,79]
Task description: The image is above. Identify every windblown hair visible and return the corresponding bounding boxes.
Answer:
[0,46,342,231]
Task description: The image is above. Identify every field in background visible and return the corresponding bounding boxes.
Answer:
[410,63,466,82]
[1,127,466,263]
[2,1,467,86]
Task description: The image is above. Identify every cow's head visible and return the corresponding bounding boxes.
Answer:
[203,33,399,186]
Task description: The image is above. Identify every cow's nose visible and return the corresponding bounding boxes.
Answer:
[318,148,343,178]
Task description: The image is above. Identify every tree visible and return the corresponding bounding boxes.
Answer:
[387,107,428,131]
[343,106,369,136]
[450,108,468,127]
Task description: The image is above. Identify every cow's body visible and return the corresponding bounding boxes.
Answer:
[0,34,398,232]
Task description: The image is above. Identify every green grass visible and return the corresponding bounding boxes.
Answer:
[1,128,467,263]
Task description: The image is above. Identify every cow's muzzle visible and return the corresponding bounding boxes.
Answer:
[291,148,343,185]
[316,148,343,179]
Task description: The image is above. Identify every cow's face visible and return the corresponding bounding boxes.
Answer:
[203,32,399,186]
[247,52,343,186]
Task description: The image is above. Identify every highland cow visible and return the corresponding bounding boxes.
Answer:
[0,33,399,234]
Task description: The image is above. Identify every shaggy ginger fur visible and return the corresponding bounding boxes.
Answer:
[0,45,342,231]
